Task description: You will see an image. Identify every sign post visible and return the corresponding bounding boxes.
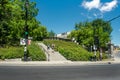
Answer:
[24,0,29,61]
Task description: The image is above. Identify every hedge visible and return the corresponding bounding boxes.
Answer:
[0,42,46,61]
[43,40,94,61]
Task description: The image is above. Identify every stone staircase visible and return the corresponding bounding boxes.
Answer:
[38,43,68,61]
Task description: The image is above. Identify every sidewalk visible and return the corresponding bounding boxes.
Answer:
[1,43,120,66]
[0,60,120,66]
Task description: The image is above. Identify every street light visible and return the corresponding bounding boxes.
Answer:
[93,14,120,61]
[93,23,99,61]
[106,15,120,59]
[24,0,29,61]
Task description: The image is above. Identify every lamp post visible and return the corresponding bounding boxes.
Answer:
[24,0,29,61]
[93,25,97,61]
[106,15,120,59]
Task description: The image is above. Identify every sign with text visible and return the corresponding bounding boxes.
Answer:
[20,38,26,45]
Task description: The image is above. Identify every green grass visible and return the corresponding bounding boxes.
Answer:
[43,39,107,61]
[0,47,23,60]
[0,42,46,61]
[28,42,46,61]
[43,39,93,61]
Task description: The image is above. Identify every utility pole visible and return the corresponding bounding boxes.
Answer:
[93,26,97,61]
[93,15,120,61]
[108,15,120,22]
[107,15,120,58]
[93,21,100,61]
[24,0,29,61]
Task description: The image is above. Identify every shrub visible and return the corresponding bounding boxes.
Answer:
[44,40,93,61]
[43,39,107,61]
[28,42,46,61]
[0,42,46,61]
[0,47,23,60]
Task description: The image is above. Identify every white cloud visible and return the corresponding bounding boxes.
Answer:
[100,0,118,12]
[82,0,100,10]
[81,0,118,13]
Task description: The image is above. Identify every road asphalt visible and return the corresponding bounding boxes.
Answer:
[0,63,120,80]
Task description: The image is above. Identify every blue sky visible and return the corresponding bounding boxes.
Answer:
[31,0,120,45]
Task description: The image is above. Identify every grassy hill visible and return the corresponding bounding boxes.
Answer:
[0,40,107,61]
[44,39,94,61]
[0,42,46,61]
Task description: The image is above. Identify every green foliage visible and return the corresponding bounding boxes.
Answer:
[0,42,46,61]
[0,0,13,47]
[69,19,112,50]
[0,0,48,47]
[32,25,48,41]
[44,39,93,61]
[48,30,55,37]
[0,47,23,60]
[44,40,108,61]
[28,42,46,61]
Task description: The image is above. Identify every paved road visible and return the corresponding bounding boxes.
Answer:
[0,64,120,80]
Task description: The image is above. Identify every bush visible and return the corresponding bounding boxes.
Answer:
[43,39,107,61]
[0,42,46,61]
[0,47,23,60]
[28,42,46,61]
[43,40,93,61]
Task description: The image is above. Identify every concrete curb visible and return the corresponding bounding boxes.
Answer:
[0,61,120,66]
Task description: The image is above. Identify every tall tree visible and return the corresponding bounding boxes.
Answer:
[92,19,112,48]
[0,0,13,47]
[48,30,55,37]
[69,19,112,51]
[0,0,48,47]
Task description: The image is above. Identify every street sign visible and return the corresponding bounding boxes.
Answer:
[20,38,26,45]
[28,37,33,40]
[93,45,97,50]
[28,39,31,45]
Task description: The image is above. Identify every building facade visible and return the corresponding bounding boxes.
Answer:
[56,32,71,39]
